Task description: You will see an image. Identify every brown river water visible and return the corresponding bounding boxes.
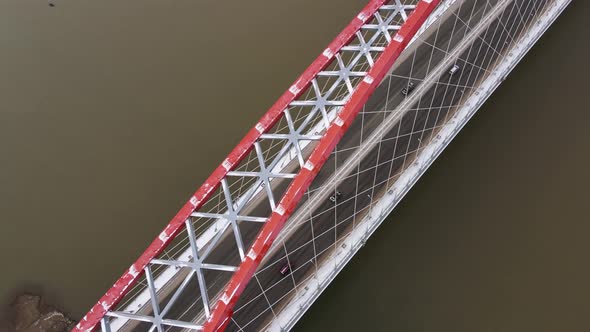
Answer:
[0,0,588,331]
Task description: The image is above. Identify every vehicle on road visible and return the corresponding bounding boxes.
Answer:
[401,82,416,96]
[279,262,292,276]
[449,64,461,76]
[329,190,342,203]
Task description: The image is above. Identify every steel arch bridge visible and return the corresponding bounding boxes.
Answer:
[73,0,572,331]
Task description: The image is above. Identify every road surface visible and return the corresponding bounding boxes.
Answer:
[114,0,550,330]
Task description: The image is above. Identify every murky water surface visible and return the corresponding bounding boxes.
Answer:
[0,1,587,330]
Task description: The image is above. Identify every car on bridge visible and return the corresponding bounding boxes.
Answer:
[401,81,416,96]
[449,64,461,76]
[329,190,342,203]
[280,262,292,276]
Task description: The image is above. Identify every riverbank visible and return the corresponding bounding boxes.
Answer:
[1,295,74,332]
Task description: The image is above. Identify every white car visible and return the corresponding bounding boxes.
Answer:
[449,64,461,76]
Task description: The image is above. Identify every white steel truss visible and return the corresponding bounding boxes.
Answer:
[72,0,570,331]
[74,1,430,332]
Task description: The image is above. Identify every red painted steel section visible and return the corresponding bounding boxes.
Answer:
[72,1,387,331]
[202,1,441,331]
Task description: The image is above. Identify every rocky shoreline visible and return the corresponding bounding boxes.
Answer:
[2,295,75,332]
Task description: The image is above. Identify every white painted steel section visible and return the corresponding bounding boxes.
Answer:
[267,0,572,330]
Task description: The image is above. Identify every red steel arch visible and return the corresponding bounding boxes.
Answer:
[203,1,440,330]
[73,1,440,331]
